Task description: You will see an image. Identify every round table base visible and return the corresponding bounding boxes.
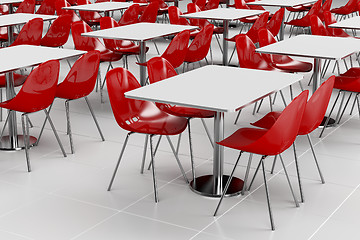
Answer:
[0,135,37,151]
[189,175,244,198]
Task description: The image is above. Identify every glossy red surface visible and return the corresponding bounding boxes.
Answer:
[187,3,223,34]
[168,6,199,38]
[55,0,81,22]
[0,60,60,113]
[218,91,308,156]
[310,15,331,36]
[16,0,35,13]
[56,51,100,100]
[184,24,213,63]
[266,8,284,37]
[0,73,27,88]
[318,0,332,21]
[147,57,216,118]
[118,4,139,26]
[36,0,56,15]
[10,18,43,47]
[334,68,360,92]
[252,76,335,135]
[106,67,188,135]
[285,0,321,27]
[71,21,123,62]
[258,28,312,72]
[41,14,72,47]
[160,30,190,68]
[323,11,351,37]
[331,0,358,15]
[203,0,219,10]
[77,0,102,27]
[149,0,168,15]
[138,2,159,23]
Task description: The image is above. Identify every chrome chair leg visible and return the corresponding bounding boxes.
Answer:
[200,118,214,148]
[278,154,299,207]
[247,158,262,191]
[292,142,304,203]
[261,157,275,231]
[335,91,346,123]
[149,135,159,203]
[213,151,243,216]
[337,92,352,124]
[175,133,182,155]
[234,109,242,125]
[319,90,341,137]
[85,96,105,141]
[147,135,162,170]
[270,155,277,174]
[165,135,189,184]
[279,90,287,107]
[140,135,149,174]
[44,109,67,158]
[108,132,133,191]
[307,134,325,184]
[241,153,254,195]
[65,100,74,154]
[21,114,31,172]
[36,104,53,146]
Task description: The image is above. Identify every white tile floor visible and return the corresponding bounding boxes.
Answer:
[1,0,359,239]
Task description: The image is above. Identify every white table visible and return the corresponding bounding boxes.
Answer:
[328,16,360,30]
[247,0,316,40]
[62,2,147,17]
[125,65,303,197]
[82,22,198,86]
[0,13,57,44]
[0,45,85,150]
[181,8,264,66]
[0,0,23,14]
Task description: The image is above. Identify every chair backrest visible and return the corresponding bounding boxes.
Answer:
[118,4,139,26]
[77,0,102,22]
[16,0,35,13]
[11,60,60,112]
[236,34,274,70]
[246,11,269,43]
[55,0,81,22]
[187,3,209,28]
[40,14,72,47]
[100,16,128,51]
[234,0,250,9]
[147,56,177,84]
[310,14,330,36]
[323,11,350,37]
[204,0,219,10]
[10,18,43,46]
[36,0,56,15]
[57,51,100,99]
[106,67,151,131]
[299,75,335,135]
[342,0,359,10]
[193,0,206,10]
[266,8,284,37]
[138,2,159,23]
[306,0,322,16]
[71,20,107,52]
[168,6,190,25]
[161,30,190,68]
[249,90,308,155]
[184,23,214,63]
[318,0,332,21]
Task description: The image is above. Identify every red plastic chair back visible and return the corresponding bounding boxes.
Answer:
[332,0,358,15]
[77,0,102,24]
[41,14,72,47]
[10,18,43,46]
[318,0,332,21]
[139,2,159,23]
[246,11,269,43]
[204,0,219,10]
[266,8,284,37]
[56,51,100,100]
[16,0,35,13]
[310,14,330,36]
[36,0,55,15]
[193,0,206,10]
[236,34,274,70]
[234,0,250,9]
[3,60,60,113]
[71,21,107,52]
[299,76,335,135]
[161,30,190,68]
[0,5,9,15]
[168,6,190,25]
[147,56,177,84]
[307,0,322,16]
[184,24,213,63]
[323,11,351,37]
[55,0,81,22]
[187,3,209,28]
[118,4,139,26]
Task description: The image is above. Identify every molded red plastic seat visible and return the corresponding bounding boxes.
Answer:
[310,15,331,36]
[284,0,321,28]
[187,3,224,34]
[214,90,309,230]
[36,0,56,15]
[266,8,284,38]
[331,0,358,16]
[317,0,332,21]
[149,0,169,16]
[0,5,9,15]
[203,0,219,10]
[15,0,35,13]
[55,0,81,22]
[77,0,102,28]
[139,2,159,23]
[41,14,72,47]
[10,18,43,47]
[118,4,139,26]
[323,11,352,38]
[258,28,312,73]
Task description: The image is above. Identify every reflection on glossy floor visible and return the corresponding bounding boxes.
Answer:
[0,0,359,239]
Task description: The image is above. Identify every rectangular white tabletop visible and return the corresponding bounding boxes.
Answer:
[180,8,264,21]
[62,2,146,12]
[0,0,23,4]
[82,22,198,42]
[0,45,86,74]
[125,65,303,112]
[247,0,316,7]
[0,13,57,27]
[256,34,360,60]
[328,16,360,30]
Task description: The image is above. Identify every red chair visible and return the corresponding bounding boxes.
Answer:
[77,0,102,28]
[168,6,200,38]
[318,0,332,21]
[15,0,35,13]
[193,0,206,10]
[213,90,308,230]
[55,0,81,22]
[331,0,358,18]
[149,0,169,17]
[35,0,56,15]
[232,0,259,24]
[323,11,352,37]
[0,5,9,15]
[118,3,139,26]
[134,0,147,15]
[139,2,159,23]
[285,0,322,36]
[40,14,72,47]
[100,17,145,68]
[10,18,43,47]
[106,67,190,202]
[38,51,104,154]
[147,57,215,183]
[187,3,224,35]
[203,0,219,10]
[258,28,312,73]
[71,21,123,100]
[266,8,285,39]
[184,24,214,68]
[310,14,331,36]
[251,76,335,202]
[0,60,66,172]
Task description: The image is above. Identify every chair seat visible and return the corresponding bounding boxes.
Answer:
[158,104,216,118]
[112,44,149,55]
[334,75,360,92]
[213,27,224,34]
[0,73,27,87]
[341,67,360,77]
[331,7,356,15]
[100,49,123,62]
[285,18,310,27]
[251,111,281,130]
[272,60,313,72]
